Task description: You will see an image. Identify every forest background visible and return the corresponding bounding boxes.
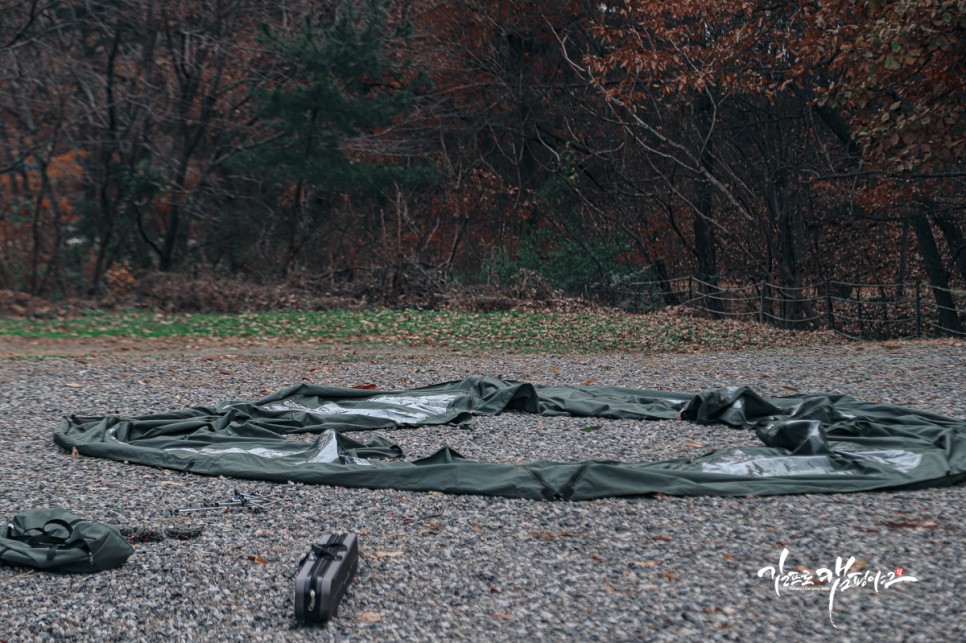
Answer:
[1,0,963,334]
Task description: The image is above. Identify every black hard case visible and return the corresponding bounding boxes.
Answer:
[293,533,359,623]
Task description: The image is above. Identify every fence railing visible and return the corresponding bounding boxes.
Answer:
[599,276,966,340]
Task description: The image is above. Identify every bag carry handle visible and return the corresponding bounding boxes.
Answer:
[311,542,347,561]
[21,519,92,562]
[27,519,81,541]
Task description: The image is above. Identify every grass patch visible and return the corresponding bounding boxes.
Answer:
[0,308,840,354]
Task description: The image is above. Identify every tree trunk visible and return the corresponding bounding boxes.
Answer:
[693,98,720,314]
[931,208,966,284]
[909,212,962,334]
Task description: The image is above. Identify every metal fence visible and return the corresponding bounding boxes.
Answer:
[603,276,966,340]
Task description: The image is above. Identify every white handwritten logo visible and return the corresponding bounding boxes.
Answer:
[757,548,918,626]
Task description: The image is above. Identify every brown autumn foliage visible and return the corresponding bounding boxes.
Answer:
[0,1,962,329]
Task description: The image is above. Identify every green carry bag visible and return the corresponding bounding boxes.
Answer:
[0,508,134,573]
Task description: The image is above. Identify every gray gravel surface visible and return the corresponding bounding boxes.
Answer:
[1,340,964,642]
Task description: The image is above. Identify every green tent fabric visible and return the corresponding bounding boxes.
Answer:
[54,377,966,500]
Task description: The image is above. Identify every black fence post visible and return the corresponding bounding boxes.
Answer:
[915,281,922,337]
[825,281,834,331]
[759,281,766,324]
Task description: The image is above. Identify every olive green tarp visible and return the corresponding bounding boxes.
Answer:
[54,377,966,500]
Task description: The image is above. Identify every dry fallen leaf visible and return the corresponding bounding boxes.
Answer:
[583,378,596,385]
[632,560,659,567]
[530,529,573,541]
[418,522,441,535]
[884,520,938,530]
[660,572,678,580]
[71,447,79,458]
[64,382,83,388]
[491,612,514,619]
[372,550,405,559]
[357,611,382,623]
[247,555,269,565]
[780,385,800,392]
[352,383,378,390]
[684,439,705,448]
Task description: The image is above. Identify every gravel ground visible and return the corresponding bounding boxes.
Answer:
[1,339,964,642]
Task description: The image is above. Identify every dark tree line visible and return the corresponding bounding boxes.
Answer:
[1,0,963,328]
